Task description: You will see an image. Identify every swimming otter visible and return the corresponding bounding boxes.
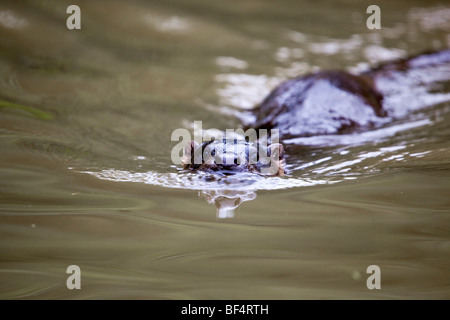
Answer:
[182,139,285,176]
[247,49,450,138]
[182,49,450,174]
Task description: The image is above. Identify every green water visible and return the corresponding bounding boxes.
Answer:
[0,0,449,299]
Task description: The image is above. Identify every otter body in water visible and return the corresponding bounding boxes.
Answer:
[247,49,450,138]
[183,49,450,174]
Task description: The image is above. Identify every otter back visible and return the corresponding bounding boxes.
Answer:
[248,49,450,138]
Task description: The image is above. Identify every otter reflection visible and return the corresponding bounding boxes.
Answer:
[199,189,257,218]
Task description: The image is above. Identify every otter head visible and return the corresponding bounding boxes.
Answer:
[181,139,285,176]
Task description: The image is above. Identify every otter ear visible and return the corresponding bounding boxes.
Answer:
[269,143,284,160]
[182,140,199,167]
[270,143,285,176]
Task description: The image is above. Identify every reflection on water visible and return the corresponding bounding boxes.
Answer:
[1,0,450,299]
[82,166,329,217]
[283,119,431,146]
[200,189,257,219]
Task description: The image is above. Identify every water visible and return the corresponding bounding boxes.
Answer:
[0,0,449,299]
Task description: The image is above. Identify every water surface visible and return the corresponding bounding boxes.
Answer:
[0,0,449,299]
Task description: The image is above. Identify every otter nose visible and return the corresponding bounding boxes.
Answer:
[216,154,239,165]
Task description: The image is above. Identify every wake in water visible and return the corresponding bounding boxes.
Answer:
[80,129,434,218]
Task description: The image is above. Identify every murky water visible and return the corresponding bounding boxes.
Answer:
[1,0,449,299]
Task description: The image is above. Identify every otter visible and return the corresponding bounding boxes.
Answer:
[182,49,450,174]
